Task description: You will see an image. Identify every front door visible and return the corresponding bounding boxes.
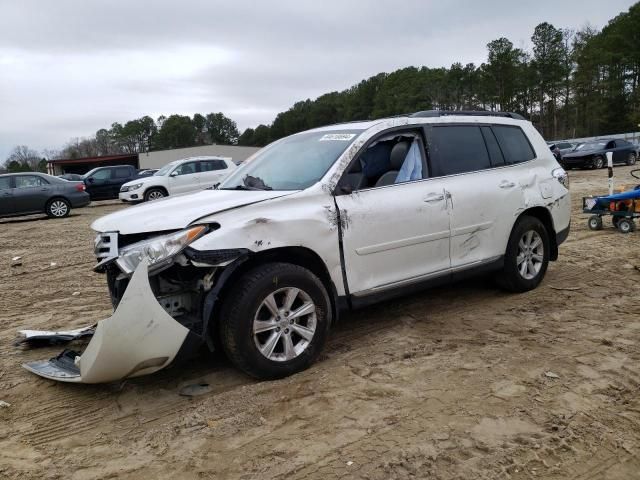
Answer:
[86,168,112,199]
[168,161,200,195]
[335,130,451,296]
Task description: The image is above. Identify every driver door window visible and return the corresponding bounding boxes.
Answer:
[174,162,197,176]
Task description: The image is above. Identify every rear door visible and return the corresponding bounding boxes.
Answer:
[425,124,532,269]
[198,159,230,189]
[12,175,52,213]
[0,176,14,215]
[335,128,451,296]
[111,167,134,197]
[168,161,200,195]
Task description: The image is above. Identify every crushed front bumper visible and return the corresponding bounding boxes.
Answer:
[22,260,192,383]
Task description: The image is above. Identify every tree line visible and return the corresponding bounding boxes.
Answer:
[2,2,638,173]
[239,3,640,146]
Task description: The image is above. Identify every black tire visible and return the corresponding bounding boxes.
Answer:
[593,156,605,169]
[626,153,637,166]
[588,215,603,230]
[617,218,635,234]
[612,216,620,229]
[219,262,332,380]
[144,188,167,202]
[46,198,71,218]
[496,216,550,293]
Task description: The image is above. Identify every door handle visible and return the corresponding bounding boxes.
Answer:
[499,180,516,189]
[424,193,445,203]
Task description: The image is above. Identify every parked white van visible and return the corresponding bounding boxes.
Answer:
[119,156,236,202]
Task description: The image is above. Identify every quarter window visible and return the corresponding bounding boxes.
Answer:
[492,126,536,164]
[428,126,491,177]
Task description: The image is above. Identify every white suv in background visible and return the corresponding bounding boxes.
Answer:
[119,156,236,202]
[23,111,571,384]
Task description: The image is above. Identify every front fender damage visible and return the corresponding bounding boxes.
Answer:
[22,259,191,383]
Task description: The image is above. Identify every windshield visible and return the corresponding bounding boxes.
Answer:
[220,130,362,191]
[576,142,606,151]
[156,161,179,176]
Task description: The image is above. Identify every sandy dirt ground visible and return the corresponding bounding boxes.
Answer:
[1,167,640,480]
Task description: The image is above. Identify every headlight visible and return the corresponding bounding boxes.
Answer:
[120,183,143,192]
[552,167,569,189]
[116,226,207,274]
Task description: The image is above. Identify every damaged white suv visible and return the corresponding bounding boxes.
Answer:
[22,111,570,383]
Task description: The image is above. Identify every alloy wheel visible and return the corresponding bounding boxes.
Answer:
[516,230,544,280]
[49,200,68,217]
[253,287,317,362]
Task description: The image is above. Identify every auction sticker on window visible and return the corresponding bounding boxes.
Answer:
[319,134,357,141]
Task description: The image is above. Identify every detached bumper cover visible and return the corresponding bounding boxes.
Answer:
[22,259,191,383]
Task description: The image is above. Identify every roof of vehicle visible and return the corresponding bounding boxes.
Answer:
[310,110,529,133]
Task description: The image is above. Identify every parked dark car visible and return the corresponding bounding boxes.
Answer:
[83,165,140,200]
[59,173,84,181]
[561,139,637,169]
[554,141,576,155]
[547,142,562,162]
[0,172,90,219]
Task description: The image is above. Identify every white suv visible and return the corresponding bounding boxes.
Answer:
[22,111,571,384]
[119,156,236,202]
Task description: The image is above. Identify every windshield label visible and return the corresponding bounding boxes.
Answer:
[319,134,356,142]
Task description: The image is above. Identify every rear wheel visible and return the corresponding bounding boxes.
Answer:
[497,216,550,293]
[144,188,166,202]
[588,215,603,230]
[46,198,70,218]
[220,262,331,379]
[617,218,635,234]
[627,153,637,166]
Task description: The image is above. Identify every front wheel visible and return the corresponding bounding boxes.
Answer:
[220,263,331,379]
[593,156,605,169]
[496,216,550,293]
[627,153,637,166]
[46,198,71,218]
[144,188,166,202]
[617,218,635,234]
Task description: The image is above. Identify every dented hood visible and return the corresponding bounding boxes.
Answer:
[92,189,293,234]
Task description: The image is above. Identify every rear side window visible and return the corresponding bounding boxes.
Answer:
[199,160,227,171]
[428,125,491,177]
[0,177,11,190]
[492,126,536,164]
[114,167,131,178]
[15,175,48,188]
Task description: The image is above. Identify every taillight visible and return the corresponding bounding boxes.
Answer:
[75,183,85,192]
[552,168,569,189]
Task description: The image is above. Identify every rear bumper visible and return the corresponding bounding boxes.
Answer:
[70,193,91,208]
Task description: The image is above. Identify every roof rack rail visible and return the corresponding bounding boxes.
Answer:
[410,110,526,120]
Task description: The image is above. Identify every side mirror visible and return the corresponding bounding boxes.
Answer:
[87,177,95,183]
[169,171,178,177]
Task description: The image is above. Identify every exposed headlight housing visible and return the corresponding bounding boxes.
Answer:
[120,183,143,192]
[116,226,207,274]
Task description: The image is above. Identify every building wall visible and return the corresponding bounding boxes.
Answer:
[139,145,261,169]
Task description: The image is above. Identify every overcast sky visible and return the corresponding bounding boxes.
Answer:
[0,0,636,160]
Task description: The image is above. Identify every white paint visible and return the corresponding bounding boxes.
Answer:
[118,156,236,202]
[23,260,188,383]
